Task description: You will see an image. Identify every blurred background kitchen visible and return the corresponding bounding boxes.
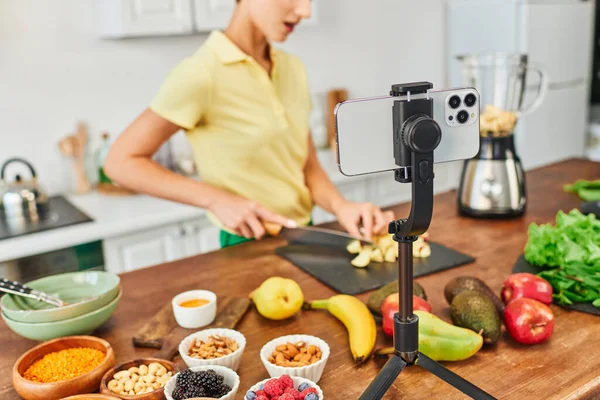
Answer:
[1,0,599,282]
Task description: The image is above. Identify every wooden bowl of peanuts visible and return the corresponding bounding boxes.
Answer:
[99,358,177,400]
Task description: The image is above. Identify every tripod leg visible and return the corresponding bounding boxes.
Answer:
[359,355,407,400]
[416,353,497,400]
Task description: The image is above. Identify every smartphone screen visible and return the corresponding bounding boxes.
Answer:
[334,88,480,176]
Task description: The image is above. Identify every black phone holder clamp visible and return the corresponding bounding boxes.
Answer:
[359,82,496,400]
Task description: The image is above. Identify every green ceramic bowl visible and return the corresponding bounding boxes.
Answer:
[2,287,122,341]
[1,271,120,323]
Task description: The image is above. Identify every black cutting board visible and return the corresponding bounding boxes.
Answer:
[276,241,474,295]
[513,255,600,316]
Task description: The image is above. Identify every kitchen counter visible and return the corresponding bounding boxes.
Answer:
[1,158,599,399]
[0,193,204,263]
[0,149,370,263]
[0,149,369,262]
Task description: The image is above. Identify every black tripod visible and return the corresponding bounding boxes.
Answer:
[359,82,496,400]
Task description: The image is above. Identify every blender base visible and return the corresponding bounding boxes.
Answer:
[457,136,527,219]
[458,203,526,219]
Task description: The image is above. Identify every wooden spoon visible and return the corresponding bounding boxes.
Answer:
[58,136,76,157]
[57,122,92,194]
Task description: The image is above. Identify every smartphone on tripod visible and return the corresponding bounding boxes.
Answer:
[334,87,481,176]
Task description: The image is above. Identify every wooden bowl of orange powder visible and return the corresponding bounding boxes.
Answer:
[12,335,116,400]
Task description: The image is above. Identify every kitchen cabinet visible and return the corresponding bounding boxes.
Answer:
[103,218,221,273]
[338,179,368,203]
[97,0,318,37]
[367,172,408,208]
[311,206,335,225]
[96,0,194,38]
[192,0,235,31]
[103,224,185,273]
[192,0,318,31]
[179,219,221,256]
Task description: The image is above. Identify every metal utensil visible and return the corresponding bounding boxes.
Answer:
[278,226,372,248]
[0,158,49,219]
[0,278,66,307]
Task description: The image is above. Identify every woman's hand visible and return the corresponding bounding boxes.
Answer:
[333,200,395,240]
[208,190,297,239]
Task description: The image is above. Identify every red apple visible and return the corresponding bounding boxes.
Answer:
[504,298,554,344]
[381,294,431,336]
[501,273,553,305]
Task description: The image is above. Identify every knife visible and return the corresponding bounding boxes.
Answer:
[265,223,372,248]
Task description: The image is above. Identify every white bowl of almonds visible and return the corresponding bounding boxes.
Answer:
[178,328,246,372]
[259,334,330,383]
[100,358,176,399]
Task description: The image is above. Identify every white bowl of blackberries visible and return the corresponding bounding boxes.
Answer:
[246,375,323,400]
[164,365,240,400]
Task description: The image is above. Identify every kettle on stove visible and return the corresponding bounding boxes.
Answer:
[457,53,548,218]
[0,158,49,219]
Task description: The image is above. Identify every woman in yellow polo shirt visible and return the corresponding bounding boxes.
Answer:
[105,0,394,247]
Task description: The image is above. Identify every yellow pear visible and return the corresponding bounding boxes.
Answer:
[250,277,304,320]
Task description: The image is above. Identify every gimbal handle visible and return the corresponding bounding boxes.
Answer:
[388,82,441,239]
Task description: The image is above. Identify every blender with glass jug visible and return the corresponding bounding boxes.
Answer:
[457,53,547,218]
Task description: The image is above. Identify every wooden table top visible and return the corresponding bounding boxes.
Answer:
[1,158,599,400]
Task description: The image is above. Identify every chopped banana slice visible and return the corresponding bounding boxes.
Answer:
[384,246,397,262]
[351,249,372,268]
[414,236,425,247]
[348,232,431,265]
[377,234,396,249]
[370,247,384,262]
[346,240,362,254]
[376,234,394,253]
[414,242,432,258]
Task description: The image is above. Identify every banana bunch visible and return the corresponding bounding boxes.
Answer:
[305,295,376,363]
[347,232,431,268]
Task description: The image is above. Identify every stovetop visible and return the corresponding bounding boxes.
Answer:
[0,195,93,241]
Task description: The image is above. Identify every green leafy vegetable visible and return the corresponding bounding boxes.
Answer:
[564,180,600,201]
[524,209,600,305]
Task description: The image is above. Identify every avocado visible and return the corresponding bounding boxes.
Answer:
[367,281,427,316]
[450,291,501,345]
[444,276,504,315]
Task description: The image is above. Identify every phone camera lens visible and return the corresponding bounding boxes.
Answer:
[457,110,469,124]
[464,93,477,107]
[449,95,461,109]
[448,115,454,121]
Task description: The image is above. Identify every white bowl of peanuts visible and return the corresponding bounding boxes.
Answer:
[259,334,330,383]
[178,328,246,372]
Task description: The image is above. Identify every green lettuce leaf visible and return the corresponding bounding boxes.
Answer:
[525,208,600,304]
[558,234,587,265]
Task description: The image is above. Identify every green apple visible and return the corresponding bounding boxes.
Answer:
[250,277,304,320]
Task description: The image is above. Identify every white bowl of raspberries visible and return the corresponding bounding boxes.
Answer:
[245,375,323,400]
